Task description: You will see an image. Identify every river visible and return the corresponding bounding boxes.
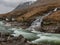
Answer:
[0,8,60,45]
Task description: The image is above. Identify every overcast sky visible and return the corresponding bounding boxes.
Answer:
[0,0,37,14]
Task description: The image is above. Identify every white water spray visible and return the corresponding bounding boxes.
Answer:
[53,8,58,12]
[27,8,58,32]
[28,11,52,32]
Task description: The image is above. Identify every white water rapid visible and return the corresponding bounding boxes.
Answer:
[0,8,59,45]
[27,11,52,32]
[27,8,58,33]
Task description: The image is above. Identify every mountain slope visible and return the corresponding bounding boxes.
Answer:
[0,0,60,22]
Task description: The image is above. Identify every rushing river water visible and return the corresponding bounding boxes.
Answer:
[0,8,60,45]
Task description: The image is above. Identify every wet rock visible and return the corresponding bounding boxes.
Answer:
[0,32,56,45]
[0,33,31,45]
[41,24,59,33]
[42,11,60,33]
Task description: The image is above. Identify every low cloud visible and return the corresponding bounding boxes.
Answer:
[0,0,37,14]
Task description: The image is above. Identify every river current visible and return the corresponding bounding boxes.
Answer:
[0,8,60,45]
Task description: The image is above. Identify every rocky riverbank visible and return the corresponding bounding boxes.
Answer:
[0,33,49,45]
[42,10,60,33]
[0,0,60,45]
[0,33,30,45]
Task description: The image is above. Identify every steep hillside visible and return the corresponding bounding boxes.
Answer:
[0,0,60,22]
[44,10,60,22]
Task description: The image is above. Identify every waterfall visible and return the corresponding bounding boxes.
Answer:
[27,8,58,32]
[28,11,52,31]
[53,8,58,12]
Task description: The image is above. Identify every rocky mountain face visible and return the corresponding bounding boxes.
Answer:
[14,1,36,11]
[0,0,60,33]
